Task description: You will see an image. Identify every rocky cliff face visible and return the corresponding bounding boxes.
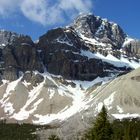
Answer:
[0,30,18,47]
[0,14,139,81]
[72,14,126,48]
[37,68,140,140]
[124,39,140,58]
[0,13,140,139]
[37,14,137,80]
[0,30,43,81]
[38,27,106,80]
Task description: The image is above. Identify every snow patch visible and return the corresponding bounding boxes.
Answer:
[22,80,31,87]
[11,80,45,120]
[117,106,123,113]
[81,50,140,69]
[97,102,103,112]
[112,113,140,119]
[3,102,15,115]
[70,76,113,90]
[0,78,21,115]
[120,56,140,69]
[79,34,106,46]
[104,92,115,110]
[123,37,135,47]
[49,88,55,99]
[56,38,73,46]
[32,77,87,124]
[32,74,114,124]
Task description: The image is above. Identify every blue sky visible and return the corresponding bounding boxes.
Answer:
[0,0,140,40]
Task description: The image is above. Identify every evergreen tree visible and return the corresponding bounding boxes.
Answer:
[84,105,113,140]
[48,134,60,140]
[123,121,131,140]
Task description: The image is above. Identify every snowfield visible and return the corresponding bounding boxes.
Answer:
[0,67,140,124]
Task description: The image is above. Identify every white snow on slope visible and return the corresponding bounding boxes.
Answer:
[104,92,115,110]
[11,80,45,120]
[0,69,140,124]
[0,78,22,115]
[112,114,140,119]
[95,24,105,35]
[33,77,86,124]
[120,57,140,69]
[122,37,135,47]
[32,74,115,124]
[56,38,73,46]
[33,74,84,124]
[96,102,103,113]
[95,92,116,113]
[0,43,6,47]
[69,76,113,90]
[81,50,140,69]
[79,34,106,46]
[29,72,114,124]
[117,106,123,113]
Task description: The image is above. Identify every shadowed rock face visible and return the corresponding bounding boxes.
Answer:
[38,28,106,80]
[0,14,140,140]
[37,25,130,80]
[72,14,126,48]
[124,40,140,58]
[0,34,43,81]
[0,14,139,81]
[0,30,18,47]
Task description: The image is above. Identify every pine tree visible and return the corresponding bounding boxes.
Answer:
[123,121,131,140]
[84,105,113,140]
[48,134,60,140]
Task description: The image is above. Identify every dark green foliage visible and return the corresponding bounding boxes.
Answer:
[0,120,43,140]
[84,105,113,140]
[48,134,60,140]
[112,118,140,140]
[92,106,113,140]
[0,120,60,140]
[0,113,140,140]
[83,106,140,140]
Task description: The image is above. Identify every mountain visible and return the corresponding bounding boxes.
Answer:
[0,30,43,81]
[0,14,140,82]
[37,67,140,139]
[72,14,126,48]
[0,13,140,138]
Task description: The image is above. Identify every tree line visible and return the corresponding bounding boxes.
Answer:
[48,106,140,140]
[0,106,140,140]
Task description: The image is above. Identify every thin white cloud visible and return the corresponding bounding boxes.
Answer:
[20,0,47,25]
[59,0,92,12]
[0,0,20,16]
[0,0,93,26]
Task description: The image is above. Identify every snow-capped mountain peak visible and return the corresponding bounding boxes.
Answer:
[0,13,140,138]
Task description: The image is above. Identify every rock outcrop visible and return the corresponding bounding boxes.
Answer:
[72,14,126,48]
[124,40,140,58]
[0,13,140,140]
[0,32,43,81]
[38,27,106,80]
[0,13,139,81]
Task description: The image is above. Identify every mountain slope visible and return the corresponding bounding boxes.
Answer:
[36,68,140,139]
[0,14,140,82]
[0,13,140,128]
[0,71,113,123]
[0,68,140,124]
[72,13,126,48]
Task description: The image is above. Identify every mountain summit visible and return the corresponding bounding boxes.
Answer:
[73,13,126,48]
[0,14,140,138]
[0,14,139,81]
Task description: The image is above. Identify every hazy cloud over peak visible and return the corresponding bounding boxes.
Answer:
[20,0,47,25]
[0,0,93,26]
